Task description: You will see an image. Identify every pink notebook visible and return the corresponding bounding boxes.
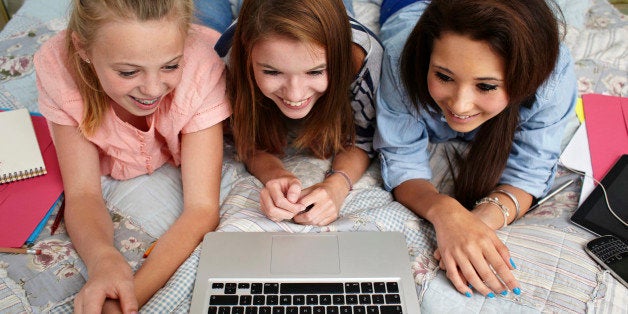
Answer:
[582,94,628,181]
[0,112,64,248]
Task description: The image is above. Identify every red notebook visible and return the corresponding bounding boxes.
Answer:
[0,112,64,247]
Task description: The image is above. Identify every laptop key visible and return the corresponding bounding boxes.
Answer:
[374,282,387,293]
[345,283,360,293]
[346,295,358,304]
[326,305,339,314]
[299,306,312,314]
[272,306,284,314]
[385,294,401,304]
[319,295,331,305]
[210,295,239,305]
[233,307,245,314]
[312,306,324,314]
[212,283,225,289]
[380,305,403,314]
[293,295,305,305]
[245,306,258,314]
[267,295,279,305]
[359,295,372,305]
[306,295,318,305]
[226,283,237,294]
[361,283,373,293]
[372,295,385,304]
[281,283,344,294]
[253,295,265,305]
[251,283,264,294]
[332,295,345,305]
[259,306,272,314]
[366,306,378,314]
[386,282,399,293]
[339,306,351,314]
[208,306,218,314]
[353,305,366,314]
[286,306,299,314]
[265,283,280,294]
[280,295,292,305]
[218,306,230,314]
[240,295,252,305]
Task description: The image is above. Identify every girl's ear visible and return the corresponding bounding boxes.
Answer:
[71,31,90,62]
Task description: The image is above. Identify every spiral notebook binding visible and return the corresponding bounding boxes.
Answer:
[0,166,47,184]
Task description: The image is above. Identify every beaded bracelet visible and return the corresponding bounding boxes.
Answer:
[492,189,520,222]
[325,169,353,191]
[475,197,510,228]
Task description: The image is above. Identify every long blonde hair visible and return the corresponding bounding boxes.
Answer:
[66,0,193,135]
[229,0,355,161]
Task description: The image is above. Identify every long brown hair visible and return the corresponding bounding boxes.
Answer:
[66,0,193,135]
[400,0,562,208]
[229,0,355,161]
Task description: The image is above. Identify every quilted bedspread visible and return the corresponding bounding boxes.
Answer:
[0,0,626,313]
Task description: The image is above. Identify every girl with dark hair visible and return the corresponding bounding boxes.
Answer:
[204,0,383,226]
[374,0,577,298]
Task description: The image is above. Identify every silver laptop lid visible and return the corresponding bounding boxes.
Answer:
[190,231,420,313]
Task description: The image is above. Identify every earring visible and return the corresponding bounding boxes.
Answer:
[84,58,91,64]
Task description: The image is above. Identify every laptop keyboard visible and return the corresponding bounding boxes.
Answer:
[207,281,404,314]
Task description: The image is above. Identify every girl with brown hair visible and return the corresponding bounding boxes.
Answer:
[211,0,383,226]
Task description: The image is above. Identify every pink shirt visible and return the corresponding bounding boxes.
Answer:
[35,25,231,180]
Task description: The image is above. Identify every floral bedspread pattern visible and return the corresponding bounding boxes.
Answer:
[0,0,626,313]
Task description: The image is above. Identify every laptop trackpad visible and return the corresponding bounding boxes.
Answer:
[270,234,341,274]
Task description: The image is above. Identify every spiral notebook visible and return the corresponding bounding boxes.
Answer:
[0,108,47,184]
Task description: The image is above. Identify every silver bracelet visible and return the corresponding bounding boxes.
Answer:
[325,169,353,191]
[475,197,510,228]
[493,189,520,222]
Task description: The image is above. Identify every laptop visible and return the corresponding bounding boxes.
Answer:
[571,154,627,241]
[189,231,420,313]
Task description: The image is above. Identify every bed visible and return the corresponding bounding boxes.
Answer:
[0,0,626,313]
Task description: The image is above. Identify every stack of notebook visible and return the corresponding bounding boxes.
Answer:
[0,108,64,250]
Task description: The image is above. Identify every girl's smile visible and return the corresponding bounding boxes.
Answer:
[251,35,328,120]
[427,32,509,133]
[84,18,185,123]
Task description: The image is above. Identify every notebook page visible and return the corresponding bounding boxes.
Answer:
[0,108,47,184]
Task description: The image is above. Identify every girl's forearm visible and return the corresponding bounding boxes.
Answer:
[132,207,219,306]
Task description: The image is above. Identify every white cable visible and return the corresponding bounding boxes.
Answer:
[559,159,628,227]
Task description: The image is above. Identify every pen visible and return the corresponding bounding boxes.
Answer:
[529,179,575,211]
[143,241,156,258]
[0,247,42,255]
[50,199,65,235]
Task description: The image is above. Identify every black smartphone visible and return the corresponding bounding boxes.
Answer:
[585,235,628,288]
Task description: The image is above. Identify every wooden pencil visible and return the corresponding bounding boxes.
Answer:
[0,247,42,255]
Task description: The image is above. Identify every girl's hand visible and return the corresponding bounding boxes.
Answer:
[260,176,306,221]
[293,177,348,226]
[73,249,138,314]
[432,207,519,298]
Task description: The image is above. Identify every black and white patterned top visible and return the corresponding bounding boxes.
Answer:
[214,16,383,157]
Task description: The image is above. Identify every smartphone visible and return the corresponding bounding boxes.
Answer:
[585,235,628,288]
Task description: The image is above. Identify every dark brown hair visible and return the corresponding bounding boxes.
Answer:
[229,0,355,161]
[400,0,562,208]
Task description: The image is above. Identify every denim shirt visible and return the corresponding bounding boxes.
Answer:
[373,1,578,198]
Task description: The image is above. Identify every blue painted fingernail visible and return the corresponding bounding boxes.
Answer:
[487,292,495,298]
[468,284,473,289]
[510,258,517,269]
[513,287,521,295]
[465,292,472,298]
[501,290,508,296]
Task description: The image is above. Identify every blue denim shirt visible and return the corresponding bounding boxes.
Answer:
[373,1,578,198]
